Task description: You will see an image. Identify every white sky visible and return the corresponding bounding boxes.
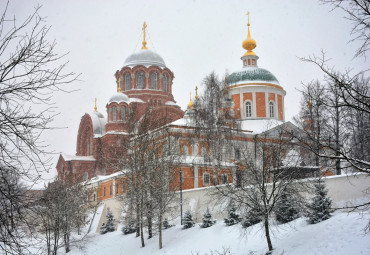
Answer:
[3,0,369,182]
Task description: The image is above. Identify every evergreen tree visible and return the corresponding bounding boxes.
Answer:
[122,217,137,235]
[274,190,300,224]
[182,210,195,229]
[241,207,262,228]
[307,181,333,224]
[162,218,173,229]
[200,208,216,228]
[224,205,241,226]
[100,208,115,234]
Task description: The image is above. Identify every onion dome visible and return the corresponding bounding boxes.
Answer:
[108,92,130,104]
[243,12,257,56]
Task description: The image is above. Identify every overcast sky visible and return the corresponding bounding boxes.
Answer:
[3,0,369,183]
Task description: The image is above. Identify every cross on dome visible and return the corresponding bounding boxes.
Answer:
[243,12,257,56]
[142,22,148,50]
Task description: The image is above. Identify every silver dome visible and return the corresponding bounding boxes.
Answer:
[227,67,280,86]
[108,92,130,104]
[123,49,166,68]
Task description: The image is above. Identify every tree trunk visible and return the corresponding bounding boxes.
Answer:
[64,233,70,253]
[263,215,273,252]
[159,213,163,249]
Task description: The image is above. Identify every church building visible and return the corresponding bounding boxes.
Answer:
[55,16,308,203]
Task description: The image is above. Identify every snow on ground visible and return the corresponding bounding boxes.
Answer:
[63,211,370,255]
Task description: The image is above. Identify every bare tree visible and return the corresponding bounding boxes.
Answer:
[0,3,77,254]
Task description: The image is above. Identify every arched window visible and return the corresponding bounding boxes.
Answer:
[120,106,125,120]
[192,143,199,156]
[125,73,131,90]
[109,108,112,121]
[245,101,252,117]
[182,145,188,155]
[119,76,124,91]
[203,172,210,186]
[269,101,275,118]
[150,71,157,89]
[137,71,144,89]
[162,74,167,92]
[201,147,208,156]
[112,106,117,121]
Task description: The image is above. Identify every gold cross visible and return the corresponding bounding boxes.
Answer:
[195,86,199,100]
[94,98,97,112]
[142,22,148,49]
[247,11,250,26]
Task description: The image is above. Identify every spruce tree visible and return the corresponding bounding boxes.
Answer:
[163,218,173,229]
[122,217,137,235]
[182,210,195,229]
[200,208,216,228]
[307,181,333,224]
[241,206,262,228]
[100,208,115,234]
[274,190,300,224]
[224,205,241,226]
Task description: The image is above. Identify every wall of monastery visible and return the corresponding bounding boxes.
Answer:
[92,173,369,233]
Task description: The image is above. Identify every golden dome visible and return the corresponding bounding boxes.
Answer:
[242,12,257,56]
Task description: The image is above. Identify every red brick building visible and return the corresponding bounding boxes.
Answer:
[56,20,308,203]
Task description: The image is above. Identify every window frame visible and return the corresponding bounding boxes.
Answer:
[162,74,167,92]
[137,71,144,89]
[150,71,157,89]
[245,100,252,118]
[125,73,131,90]
[269,101,275,118]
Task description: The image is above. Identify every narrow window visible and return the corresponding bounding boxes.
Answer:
[109,184,112,195]
[203,172,210,186]
[222,174,228,184]
[269,101,275,118]
[162,74,167,92]
[103,187,106,197]
[201,147,208,156]
[120,76,124,91]
[93,193,96,202]
[109,108,112,121]
[245,101,252,117]
[112,106,117,121]
[116,182,119,194]
[125,73,131,90]
[120,106,125,120]
[235,148,241,160]
[83,172,88,181]
[122,181,125,192]
[150,71,157,89]
[182,145,188,155]
[137,71,144,89]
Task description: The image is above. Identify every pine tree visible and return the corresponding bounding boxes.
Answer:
[182,210,195,229]
[307,181,333,224]
[200,208,216,228]
[241,206,262,228]
[122,217,137,235]
[162,218,173,229]
[224,205,241,226]
[100,208,115,234]
[274,190,300,224]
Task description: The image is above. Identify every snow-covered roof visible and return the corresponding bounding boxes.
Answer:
[227,67,280,86]
[123,49,166,68]
[88,112,106,138]
[109,92,130,104]
[165,101,177,106]
[238,119,284,134]
[174,155,235,167]
[62,154,96,162]
[129,97,145,103]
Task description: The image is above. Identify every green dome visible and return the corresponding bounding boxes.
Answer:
[227,67,279,86]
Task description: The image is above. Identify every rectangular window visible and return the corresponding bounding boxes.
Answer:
[222,174,228,184]
[93,193,96,201]
[116,182,119,194]
[109,184,112,195]
[122,181,125,192]
[203,173,210,186]
[103,187,106,197]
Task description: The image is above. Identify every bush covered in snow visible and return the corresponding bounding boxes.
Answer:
[306,181,333,224]
[241,207,262,228]
[100,208,115,234]
[122,217,137,235]
[163,218,174,229]
[200,208,216,228]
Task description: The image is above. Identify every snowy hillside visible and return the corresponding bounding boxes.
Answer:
[63,211,370,255]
